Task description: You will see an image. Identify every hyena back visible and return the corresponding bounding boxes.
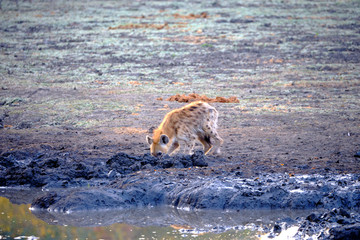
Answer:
[146,101,223,157]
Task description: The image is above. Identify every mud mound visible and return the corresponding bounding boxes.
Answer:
[0,150,208,188]
[0,151,109,188]
[264,208,360,239]
[165,93,240,103]
[296,208,360,239]
[106,151,208,175]
[31,172,360,212]
[172,12,209,19]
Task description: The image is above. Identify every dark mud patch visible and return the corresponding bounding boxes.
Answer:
[259,208,360,239]
[106,150,208,175]
[2,150,359,213]
[0,150,209,188]
[295,209,360,240]
[0,150,109,188]
[30,171,360,212]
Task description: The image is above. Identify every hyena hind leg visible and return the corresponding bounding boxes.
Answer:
[198,134,212,155]
[208,132,223,155]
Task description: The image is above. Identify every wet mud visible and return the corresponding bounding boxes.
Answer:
[1,150,360,238]
[0,150,209,188]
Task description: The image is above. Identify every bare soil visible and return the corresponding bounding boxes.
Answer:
[0,0,360,177]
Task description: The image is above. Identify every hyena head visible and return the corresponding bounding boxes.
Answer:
[146,134,169,157]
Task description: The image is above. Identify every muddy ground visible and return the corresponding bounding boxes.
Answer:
[0,0,360,238]
[2,150,360,239]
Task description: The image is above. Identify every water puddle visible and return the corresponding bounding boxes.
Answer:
[0,188,313,239]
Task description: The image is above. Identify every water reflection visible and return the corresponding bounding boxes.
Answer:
[0,188,311,240]
[0,195,142,239]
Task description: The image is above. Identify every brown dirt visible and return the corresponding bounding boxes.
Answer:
[172,12,209,20]
[166,93,240,103]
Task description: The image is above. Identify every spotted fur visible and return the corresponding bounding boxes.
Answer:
[146,101,223,157]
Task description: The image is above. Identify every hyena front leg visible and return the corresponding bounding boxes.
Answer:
[181,140,196,155]
[180,137,196,155]
[180,143,195,155]
[188,141,196,155]
[167,141,180,156]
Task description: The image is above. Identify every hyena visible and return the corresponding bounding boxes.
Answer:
[146,101,223,157]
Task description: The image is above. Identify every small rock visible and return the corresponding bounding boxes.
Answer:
[107,170,117,179]
[191,150,208,167]
[335,208,351,218]
[229,18,254,24]
[160,158,174,168]
[16,122,32,129]
[32,192,60,209]
[264,23,271,27]
[273,224,282,234]
[306,213,321,223]
[354,151,360,158]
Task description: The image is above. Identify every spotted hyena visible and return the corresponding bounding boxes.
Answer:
[146,101,223,157]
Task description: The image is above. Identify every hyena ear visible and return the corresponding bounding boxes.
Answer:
[146,135,153,145]
[160,134,169,145]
